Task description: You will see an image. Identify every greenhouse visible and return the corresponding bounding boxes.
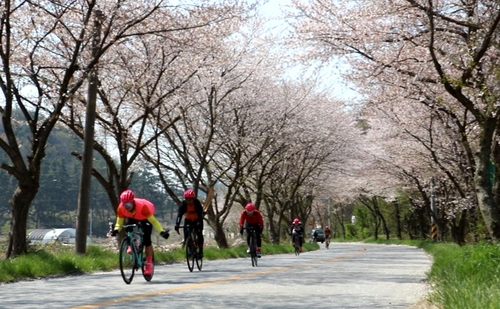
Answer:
[28,228,91,245]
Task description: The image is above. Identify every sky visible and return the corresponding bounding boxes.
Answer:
[258,0,361,101]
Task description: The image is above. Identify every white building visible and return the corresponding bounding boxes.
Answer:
[28,228,91,245]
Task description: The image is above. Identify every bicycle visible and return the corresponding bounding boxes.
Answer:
[179,223,203,272]
[325,237,330,249]
[113,223,154,284]
[292,232,301,256]
[245,226,258,267]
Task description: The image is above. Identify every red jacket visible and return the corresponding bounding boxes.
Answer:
[238,209,264,229]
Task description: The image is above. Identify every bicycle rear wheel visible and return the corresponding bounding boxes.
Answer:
[186,238,195,272]
[119,237,136,284]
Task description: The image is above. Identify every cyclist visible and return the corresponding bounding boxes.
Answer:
[238,202,264,258]
[110,189,170,276]
[325,225,332,242]
[174,189,205,258]
[290,218,304,252]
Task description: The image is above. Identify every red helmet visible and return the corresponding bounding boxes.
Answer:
[293,218,300,224]
[184,189,196,199]
[245,203,255,212]
[325,226,330,229]
[120,190,135,203]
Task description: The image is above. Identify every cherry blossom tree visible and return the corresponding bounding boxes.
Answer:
[0,0,186,257]
[288,0,500,241]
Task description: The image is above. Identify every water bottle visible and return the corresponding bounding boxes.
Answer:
[133,235,139,250]
[132,226,139,250]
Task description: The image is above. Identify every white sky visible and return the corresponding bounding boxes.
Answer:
[258,0,361,101]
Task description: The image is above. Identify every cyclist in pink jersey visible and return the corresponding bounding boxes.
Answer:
[110,189,170,275]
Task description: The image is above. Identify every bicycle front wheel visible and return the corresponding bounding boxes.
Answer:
[196,248,203,271]
[119,237,136,284]
[295,242,300,256]
[186,239,195,272]
[250,235,258,267]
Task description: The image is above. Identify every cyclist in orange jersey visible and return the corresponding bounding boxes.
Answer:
[174,189,205,258]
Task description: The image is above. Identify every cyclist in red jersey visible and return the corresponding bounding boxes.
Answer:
[174,189,205,258]
[324,226,332,239]
[238,203,264,257]
[110,189,170,275]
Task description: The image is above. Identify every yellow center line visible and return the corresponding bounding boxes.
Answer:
[71,248,366,309]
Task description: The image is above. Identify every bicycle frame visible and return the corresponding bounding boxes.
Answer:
[118,223,153,284]
[245,226,258,267]
[179,224,203,272]
[292,232,302,256]
[125,224,144,262]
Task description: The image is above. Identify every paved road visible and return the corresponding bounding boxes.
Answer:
[2,243,431,308]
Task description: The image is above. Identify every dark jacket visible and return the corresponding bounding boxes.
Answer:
[175,198,204,225]
[290,223,304,237]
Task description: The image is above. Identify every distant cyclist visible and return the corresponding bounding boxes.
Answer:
[238,203,264,258]
[290,218,304,252]
[174,189,205,258]
[325,226,331,239]
[109,189,170,275]
[324,226,332,248]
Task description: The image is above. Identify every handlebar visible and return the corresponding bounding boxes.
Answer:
[177,223,201,228]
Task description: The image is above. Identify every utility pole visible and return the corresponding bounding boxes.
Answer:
[76,10,103,254]
[430,176,438,242]
[328,198,331,228]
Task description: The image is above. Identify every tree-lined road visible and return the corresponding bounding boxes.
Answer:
[3,243,431,308]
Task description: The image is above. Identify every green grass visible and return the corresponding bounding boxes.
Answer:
[0,241,319,284]
[355,238,500,309]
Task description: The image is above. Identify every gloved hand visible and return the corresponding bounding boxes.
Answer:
[174,225,180,234]
[110,230,119,237]
[239,228,243,235]
[160,230,170,239]
[292,229,296,235]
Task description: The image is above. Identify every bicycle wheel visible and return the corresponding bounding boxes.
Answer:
[250,234,258,267]
[326,239,330,249]
[294,242,300,256]
[141,252,154,282]
[186,237,195,272]
[195,242,203,271]
[119,237,136,284]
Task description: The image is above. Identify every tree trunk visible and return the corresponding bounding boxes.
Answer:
[212,220,228,248]
[418,207,427,239]
[475,124,500,240]
[373,214,379,240]
[267,217,280,244]
[6,185,37,258]
[394,201,402,240]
